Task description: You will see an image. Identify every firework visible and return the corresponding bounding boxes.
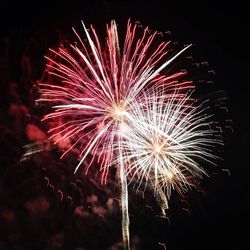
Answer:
[38,19,196,249]
[116,89,222,212]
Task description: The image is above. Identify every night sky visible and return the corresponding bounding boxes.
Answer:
[1,1,249,249]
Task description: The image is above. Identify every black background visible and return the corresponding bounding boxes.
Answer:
[1,1,249,249]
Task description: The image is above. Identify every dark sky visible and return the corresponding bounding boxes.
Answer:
[1,1,249,249]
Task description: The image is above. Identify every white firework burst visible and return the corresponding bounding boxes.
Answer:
[116,89,222,208]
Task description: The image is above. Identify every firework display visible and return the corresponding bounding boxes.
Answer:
[37,20,223,249]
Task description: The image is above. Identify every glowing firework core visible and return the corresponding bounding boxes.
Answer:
[152,142,167,156]
[151,137,170,156]
[166,171,174,180]
[108,102,127,122]
[153,143,162,154]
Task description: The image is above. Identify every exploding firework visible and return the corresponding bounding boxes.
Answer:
[115,89,223,213]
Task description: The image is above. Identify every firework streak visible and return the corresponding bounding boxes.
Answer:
[38,20,221,249]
